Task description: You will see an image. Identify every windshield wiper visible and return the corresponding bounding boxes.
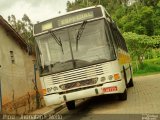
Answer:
[76,21,87,51]
[49,31,64,54]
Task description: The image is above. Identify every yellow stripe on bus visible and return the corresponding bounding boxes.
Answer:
[118,53,131,65]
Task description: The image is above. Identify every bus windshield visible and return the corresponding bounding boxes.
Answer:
[36,19,115,75]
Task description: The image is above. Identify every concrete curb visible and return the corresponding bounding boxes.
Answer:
[54,104,66,113]
[36,104,66,120]
[35,99,88,120]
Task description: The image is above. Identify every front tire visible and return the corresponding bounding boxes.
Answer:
[123,67,127,88]
[128,65,134,87]
[128,78,134,87]
[66,100,75,110]
[118,89,127,101]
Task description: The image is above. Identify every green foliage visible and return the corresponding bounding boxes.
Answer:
[8,14,34,46]
[67,0,129,13]
[137,0,160,7]
[123,32,160,63]
[153,1,160,35]
[132,58,160,76]
[117,5,154,36]
[123,32,151,62]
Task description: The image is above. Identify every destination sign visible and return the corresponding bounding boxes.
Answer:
[34,7,103,35]
[42,22,53,31]
[58,11,94,26]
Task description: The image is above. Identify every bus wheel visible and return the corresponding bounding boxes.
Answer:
[66,100,75,110]
[128,78,134,87]
[128,65,134,87]
[123,67,127,88]
[118,89,127,101]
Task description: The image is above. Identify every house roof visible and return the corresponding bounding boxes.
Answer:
[0,15,29,51]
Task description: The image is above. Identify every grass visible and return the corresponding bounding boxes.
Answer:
[132,58,160,76]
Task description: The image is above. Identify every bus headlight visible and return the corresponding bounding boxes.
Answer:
[108,75,113,80]
[100,77,106,82]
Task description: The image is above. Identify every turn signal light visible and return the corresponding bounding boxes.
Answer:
[42,89,46,95]
[114,73,120,80]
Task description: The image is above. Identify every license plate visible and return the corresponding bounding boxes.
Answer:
[102,86,117,92]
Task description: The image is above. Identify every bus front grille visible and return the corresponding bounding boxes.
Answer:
[45,63,110,85]
[59,78,98,90]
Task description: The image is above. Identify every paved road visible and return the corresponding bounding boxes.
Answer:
[49,74,160,120]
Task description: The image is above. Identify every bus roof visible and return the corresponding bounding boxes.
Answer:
[33,5,108,36]
[36,5,104,24]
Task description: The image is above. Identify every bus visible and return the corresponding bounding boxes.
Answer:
[33,5,134,110]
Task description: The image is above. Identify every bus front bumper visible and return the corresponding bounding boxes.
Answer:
[44,80,126,106]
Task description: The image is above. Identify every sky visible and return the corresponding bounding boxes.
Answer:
[0,0,75,24]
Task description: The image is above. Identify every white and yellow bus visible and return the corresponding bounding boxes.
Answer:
[33,5,134,110]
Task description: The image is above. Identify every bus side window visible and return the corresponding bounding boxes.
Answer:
[110,23,120,49]
[110,23,128,52]
[120,34,128,52]
[116,30,128,52]
[115,30,123,49]
[104,21,116,59]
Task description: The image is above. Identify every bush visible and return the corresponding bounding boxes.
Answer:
[132,58,160,76]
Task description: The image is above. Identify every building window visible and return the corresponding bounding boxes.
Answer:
[10,51,15,64]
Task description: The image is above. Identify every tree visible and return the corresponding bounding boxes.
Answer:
[67,0,128,14]
[8,14,34,46]
[117,5,154,36]
[137,0,159,6]
[153,1,160,35]
[123,32,160,64]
